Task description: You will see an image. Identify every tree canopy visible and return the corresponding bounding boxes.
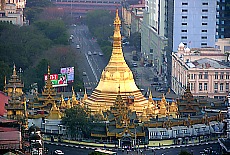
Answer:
[61,105,91,139]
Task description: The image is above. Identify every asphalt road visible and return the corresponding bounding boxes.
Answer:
[45,142,221,155]
[71,25,107,93]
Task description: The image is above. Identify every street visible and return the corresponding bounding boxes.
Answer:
[45,142,221,155]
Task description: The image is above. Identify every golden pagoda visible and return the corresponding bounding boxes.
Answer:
[28,66,61,118]
[47,101,62,119]
[5,65,28,128]
[85,9,148,115]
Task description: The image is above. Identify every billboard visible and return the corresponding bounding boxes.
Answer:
[44,74,68,87]
[60,67,74,83]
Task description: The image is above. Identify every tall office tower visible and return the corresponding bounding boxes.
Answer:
[216,0,230,38]
[173,0,217,51]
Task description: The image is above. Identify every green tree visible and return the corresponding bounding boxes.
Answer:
[130,32,141,50]
[0,61,11,90]
[62,105,91,139]
[85,10,113,40]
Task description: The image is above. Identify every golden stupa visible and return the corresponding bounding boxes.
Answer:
[85,9,148,115]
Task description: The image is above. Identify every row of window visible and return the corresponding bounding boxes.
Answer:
[181,9,208,13]
[181,23,208,26]
[181,29,208,33]
[181,42,207,46]
[182,2,208,6]
[190,83,229,91]
[189,72,230,80]
[182,16,209,19]
[181,36,207,40]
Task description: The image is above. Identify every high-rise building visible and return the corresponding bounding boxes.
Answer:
[216,0,230,39]
[173,0,217,51]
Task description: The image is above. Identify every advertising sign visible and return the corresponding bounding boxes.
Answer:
[44,74,68,87]
[60,67,74,83]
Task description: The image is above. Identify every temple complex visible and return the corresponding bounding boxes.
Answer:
[84,10,148,115]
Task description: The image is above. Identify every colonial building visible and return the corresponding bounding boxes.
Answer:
[0,0,27,26]
[171,43,230,98]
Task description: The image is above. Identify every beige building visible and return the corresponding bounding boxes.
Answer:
[0,0,27,26]
[172,43,230,99]
[122,1,144,37]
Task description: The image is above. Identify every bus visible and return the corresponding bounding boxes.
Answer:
[93,149,117,155]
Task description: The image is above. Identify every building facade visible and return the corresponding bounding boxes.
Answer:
[141,0,168,83]
[172,43,230,98]
[173,0,217,51]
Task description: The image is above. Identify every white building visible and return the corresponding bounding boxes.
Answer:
[173,0,217,51]
[171,43,230,99]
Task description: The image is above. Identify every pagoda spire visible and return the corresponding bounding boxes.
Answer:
[13,64,17,77]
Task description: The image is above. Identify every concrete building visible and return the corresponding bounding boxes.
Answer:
[122,1,144,38]
[173,0,217,51]
[216,0,230,39]
[171,43,230,99]
[141,0,169,85]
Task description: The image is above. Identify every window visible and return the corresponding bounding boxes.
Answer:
[202,9,208,12]
[183,43,187,46]
[202,2,208,5]
[204,72,208,79]
[199,83,202,91]
[181,30,187,32]
[226,72,229,79]
[182,23,187,25]
[202,30,207,32]
[221,28,224,32]
[182,2,188,5]
[191,74,194,79]
[201,36,207,39]
[204,83,208,90]
[220,83,224,91]
[202,23,208,25]
[220,72,224,79]
[221,21,225,24]
[226,83,229,91]
[182,9,188,12]
[181,36,187,39]
[214,83,218,90]
[202,16,208,19]
[215,72,218,79]
[182,16,187,19]
[190,83,193,90]
[199,72,203,79]
[201,43,207,46]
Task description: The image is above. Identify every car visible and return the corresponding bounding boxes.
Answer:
[93,51,97,55]
[76,44,80,49]
[83,72,87,76]
[99,52,104,56]
[132,62,138,67]
[88,51,92,56]
[54,150,64,155]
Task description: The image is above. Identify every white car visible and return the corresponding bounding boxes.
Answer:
[88,51,92,56]
[93,51,97,55]
[99,52,104,56]
[54,150,64,155]
[76,44,80,49]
